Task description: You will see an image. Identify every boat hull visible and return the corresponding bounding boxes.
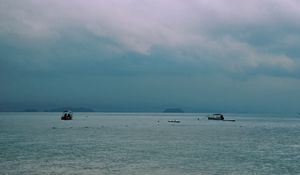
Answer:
[208,117,224,120]
[61,116,72,120]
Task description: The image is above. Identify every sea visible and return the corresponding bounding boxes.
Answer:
[0,112,299,175]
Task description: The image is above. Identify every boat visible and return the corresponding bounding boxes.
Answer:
[168,120,181,123]
[207,114,235,122]
[61,110,73,120]
[208,114,224,120]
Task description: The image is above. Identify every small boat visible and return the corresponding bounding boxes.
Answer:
[168,120,180,123]
[208,114,224,120]
[208,114,235,122]
[61,110,73,120]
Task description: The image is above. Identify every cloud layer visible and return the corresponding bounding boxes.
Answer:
[1,0,300,75]
[1,0,300,112]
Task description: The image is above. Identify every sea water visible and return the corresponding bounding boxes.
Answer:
[0,112,299,175]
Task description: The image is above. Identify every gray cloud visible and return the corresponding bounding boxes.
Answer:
[1,0,300,112]
[1,0,300,76]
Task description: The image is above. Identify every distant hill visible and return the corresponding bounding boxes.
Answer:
[21,109,39,112]
[47,107,95,112]
[163,108,184,113]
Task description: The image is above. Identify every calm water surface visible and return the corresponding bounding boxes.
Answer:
[0,112,300,175]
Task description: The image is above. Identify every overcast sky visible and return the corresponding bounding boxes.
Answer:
[1,0,300,112]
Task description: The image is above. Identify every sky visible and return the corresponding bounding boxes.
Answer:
[1,0,300,112]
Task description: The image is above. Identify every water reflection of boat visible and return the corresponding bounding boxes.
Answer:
[61,111,73,120]
[168,120,180,123]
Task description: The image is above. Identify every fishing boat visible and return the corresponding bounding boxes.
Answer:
[61,110,73,120]
[207,114,235,122]
[168,120,180,123]
[208,114,224,120]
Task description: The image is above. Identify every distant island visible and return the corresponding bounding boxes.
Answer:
[46,107,95,112]
[21,109,39,112]
[163,108,184,113]
[19,107,95,112]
